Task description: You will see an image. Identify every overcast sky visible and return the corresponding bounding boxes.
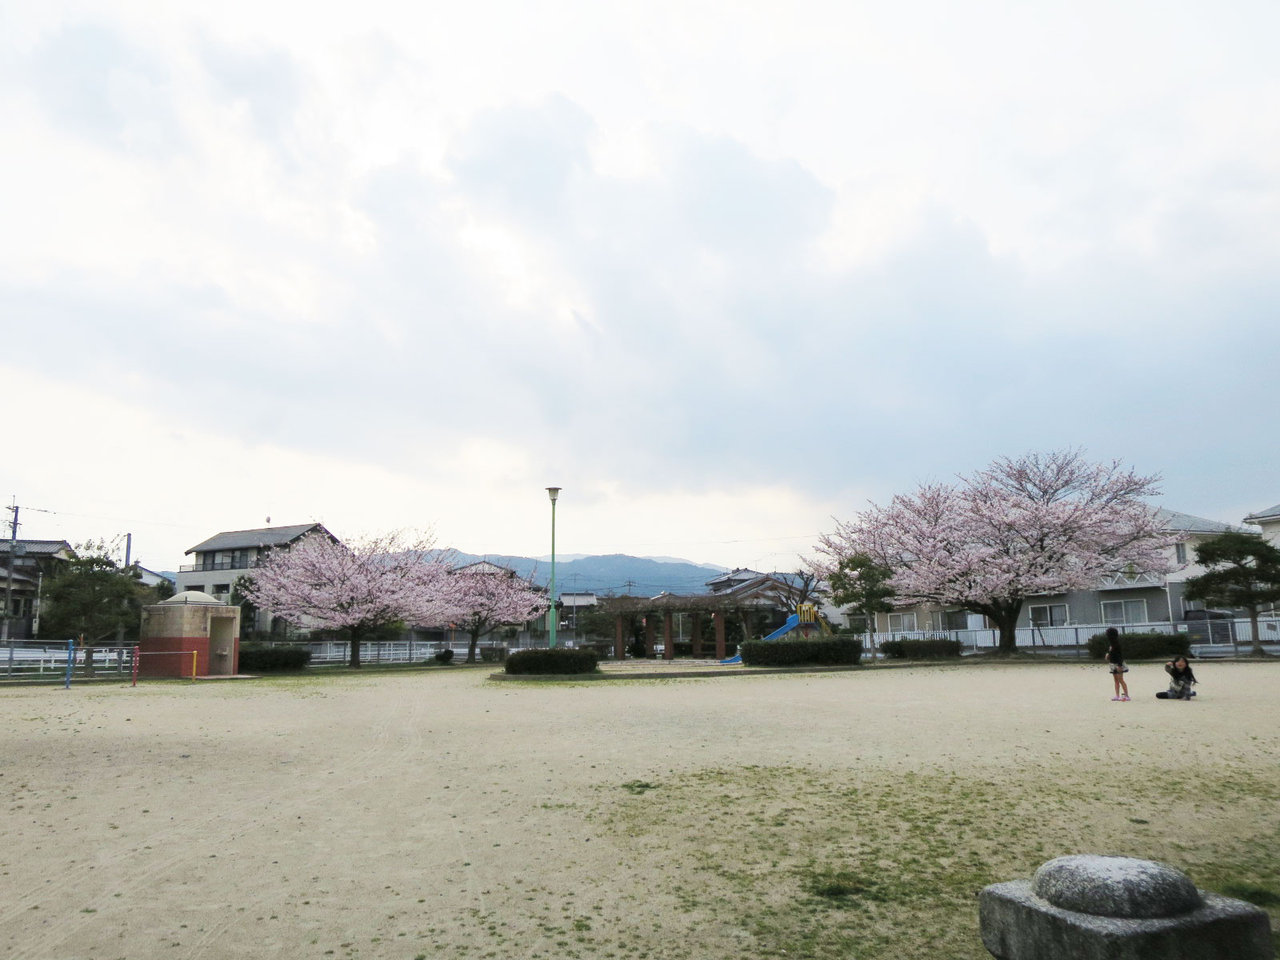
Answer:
[3,1,1277,573]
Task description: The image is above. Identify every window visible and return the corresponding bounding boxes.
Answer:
[1029,604,1068,627]
[888,612,917,632]
[1175,542,1188,564]
[845,614,869,633]
[213,583,231,596]
[1102,599,1148,625]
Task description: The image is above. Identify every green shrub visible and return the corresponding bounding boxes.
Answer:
[433,648,454,664]
[878,638,963,659]
[505,648,600,675]
[740,637,862,667]
[1085,631,1190,660]
[239,643,312,672]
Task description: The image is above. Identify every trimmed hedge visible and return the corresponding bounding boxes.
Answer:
[433,648,454,664]
[239,643,312,672]
[1086,631,1191,661]
[740,637,862,667]
[879,638,964,660]
[505,648,600,675]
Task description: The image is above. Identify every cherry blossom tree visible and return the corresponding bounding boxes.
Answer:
[437,562,548,663]
[242,530,450,668]
[816,451,1179,653]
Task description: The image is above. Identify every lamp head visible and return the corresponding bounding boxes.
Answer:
[546,486,561,504]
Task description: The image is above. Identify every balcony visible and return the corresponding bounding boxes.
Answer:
[1096,570,1165,590]
[177,559,259,573]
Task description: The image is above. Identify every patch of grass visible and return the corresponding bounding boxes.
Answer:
[1217,882,1280,908]
[620,780,658,795]
[801,867,889,904]
[593,761,1280,960]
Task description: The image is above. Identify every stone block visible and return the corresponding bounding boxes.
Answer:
[979,855,1273,960]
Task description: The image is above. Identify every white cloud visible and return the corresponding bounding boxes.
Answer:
[3,1,1278,570]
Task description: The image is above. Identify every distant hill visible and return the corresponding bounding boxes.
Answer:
[179,552,726,598]
[439,551,726,596]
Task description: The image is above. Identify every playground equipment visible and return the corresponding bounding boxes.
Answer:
[720,603,830,664]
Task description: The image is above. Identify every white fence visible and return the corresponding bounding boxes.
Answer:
[300,639,513,665]
[882,617,1280,656]
[1,642,137,681]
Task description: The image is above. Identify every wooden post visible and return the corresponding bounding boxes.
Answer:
[615,613,626,660]
[663,611,674,660]
[714,611,726,660]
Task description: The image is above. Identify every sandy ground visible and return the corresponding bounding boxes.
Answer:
[1,660,1277,960]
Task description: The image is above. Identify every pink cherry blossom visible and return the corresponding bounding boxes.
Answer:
[817,451,1180,652]
[434,563,549,662]
[242,530,451,668]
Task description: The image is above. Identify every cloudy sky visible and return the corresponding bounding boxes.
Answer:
[3,1,1277,573]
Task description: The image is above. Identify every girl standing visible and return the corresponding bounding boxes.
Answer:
[1104,627,1130,701]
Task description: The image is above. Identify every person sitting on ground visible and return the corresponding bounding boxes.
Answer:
[1156,656,1198,700]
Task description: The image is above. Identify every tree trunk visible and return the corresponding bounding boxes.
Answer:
[467,629,479,663]
[1249,610,1264,655]
[349,635,362,669]
[997,620,1018,653]
[993,605,1021,654]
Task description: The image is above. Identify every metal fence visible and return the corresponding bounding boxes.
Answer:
[300,639,512,665]
[1,641,138,682]
[880,616,1280,657]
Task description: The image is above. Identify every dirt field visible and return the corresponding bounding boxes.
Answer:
[2,660,1277,960]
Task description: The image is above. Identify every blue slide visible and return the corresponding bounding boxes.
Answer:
[720,614,800,663]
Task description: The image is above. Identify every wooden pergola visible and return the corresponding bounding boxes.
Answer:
[604,594,778,661]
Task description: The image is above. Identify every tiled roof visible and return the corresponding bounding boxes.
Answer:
[1243,503,1280,523]
[0,539,73,557]
[1156,508,1240,535]
[704,568,764,590]
[185,523,329,555]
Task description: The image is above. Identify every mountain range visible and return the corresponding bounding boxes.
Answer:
[160,553,732,598]
[440,551,728,596]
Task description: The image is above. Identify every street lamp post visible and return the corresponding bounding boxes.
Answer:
[546,487,561,648]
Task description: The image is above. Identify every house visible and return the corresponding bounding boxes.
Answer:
[0,539,75,639]
[857,508,1244,635]
[1243,503,1280,546]
[558,592,598,637]
[130,565,175,592]
[705,568,842,631]
[175,523,337,634]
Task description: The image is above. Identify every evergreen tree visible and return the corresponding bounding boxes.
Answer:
[1184,531,1280,652]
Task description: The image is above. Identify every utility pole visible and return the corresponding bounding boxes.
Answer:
[2,500,18,642]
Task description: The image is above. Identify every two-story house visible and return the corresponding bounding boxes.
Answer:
[1243,503,1280,547]
[176,523,337,635]
[0,539,75,639]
